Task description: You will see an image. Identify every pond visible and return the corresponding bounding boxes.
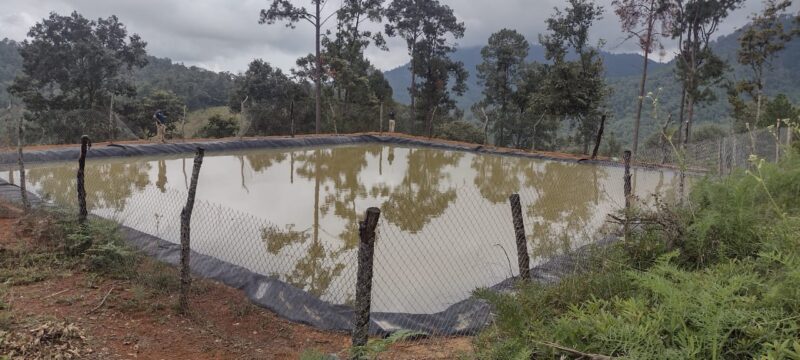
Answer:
[2,144,678,314]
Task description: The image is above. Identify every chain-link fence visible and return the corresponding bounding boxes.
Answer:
[636,127,793,172]
[35,151,677,341]
[2,127,792,346]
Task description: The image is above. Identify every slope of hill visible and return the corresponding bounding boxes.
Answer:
[0,39,23,106]
[0,40,235,111]
[384,16,800,145]
[605,16,800,142]
[383,43,669,110]
[133,57,235,110]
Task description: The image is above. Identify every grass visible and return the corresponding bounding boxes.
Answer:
[182,106,236,138]
[0,200,198,314]
[474,149,800,359]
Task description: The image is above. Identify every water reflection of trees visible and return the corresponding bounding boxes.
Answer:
[381,148,463,233]
[26,160,151,211]
[522,162,609,259]
[259,146,371,298]
[471,155,525,204]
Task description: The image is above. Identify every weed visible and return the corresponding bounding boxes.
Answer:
[350,330,428,360]
[227,300,255,319]
[475,150,800,359]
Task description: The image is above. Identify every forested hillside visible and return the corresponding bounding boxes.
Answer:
[383,44,669,111]
[0,39,234,111]
[384,16,800,145]
[605,16,800,143]
[133,57,235,110]
[0,39,23,106]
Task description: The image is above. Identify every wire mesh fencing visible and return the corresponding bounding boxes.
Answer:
[68,156,675,341]
[636,127,792,173]
[10,126,792,347]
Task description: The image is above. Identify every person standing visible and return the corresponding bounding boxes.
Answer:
[153,110,168,143]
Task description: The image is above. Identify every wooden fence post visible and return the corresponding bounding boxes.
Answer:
[623,150,633,240]
[352,207,381,350]
[77,135,91,222]
[508,194,531,282]
[623,150,632,208]
[776,118,781,163]
[17,118,29,211]
[179,147,205,314]
[718,139,724,176]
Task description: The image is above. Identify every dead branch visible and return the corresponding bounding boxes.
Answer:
[534,340,615,360]
[86,286,114,315]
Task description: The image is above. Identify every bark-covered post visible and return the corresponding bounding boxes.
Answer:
[509,194,531,282]
[379,101,384,135]
[179,148,205,314]
[352,207,381,349]
[591,115,606,160]
[77,135,91,222]
[718,139,724,176]
[17,118,29,211]
[775,118,781,163]
[623,150,633,240]
[290,99,295,138]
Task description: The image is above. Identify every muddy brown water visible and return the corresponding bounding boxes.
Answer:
[2,144,678,314]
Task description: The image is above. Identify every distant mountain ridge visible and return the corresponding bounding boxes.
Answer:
[384,16,800,145]
[382,44,669,109]
[0,38,234,110]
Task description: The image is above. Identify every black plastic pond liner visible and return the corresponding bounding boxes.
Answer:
[0,135,626,336]
[0,134,637,170]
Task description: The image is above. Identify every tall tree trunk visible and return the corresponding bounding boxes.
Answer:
[591,115,606,160]
[314,1,322,134]
[410,55,417,134]
[408,36,417,134]
[108,95,115,142]
[17,118,29,211]
[677,87,687,144]
[755,79,764,126]
[632,47,651,155]
[685,96,695,143]
[427,106,438,139]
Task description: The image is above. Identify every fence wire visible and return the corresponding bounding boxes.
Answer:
[73,160,671,340]
[636,127,791,172]
[4,126,794,346]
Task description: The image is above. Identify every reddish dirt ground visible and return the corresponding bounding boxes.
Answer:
[0,212,473,359]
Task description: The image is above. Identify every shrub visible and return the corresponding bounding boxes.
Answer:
[199,114,239,138]
[475,150,800,359]
[435,121,485,144]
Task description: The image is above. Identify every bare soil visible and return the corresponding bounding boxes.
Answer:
[0,204,473,359]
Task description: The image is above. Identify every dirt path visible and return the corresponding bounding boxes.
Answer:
[0,212,473,359]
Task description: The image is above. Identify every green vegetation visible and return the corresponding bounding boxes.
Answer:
[198,114,240,139]
[435,120,485,144]
[0,202,194,303]
[2,2,799,150]
[184,106,236,138]
[474,146,800,359]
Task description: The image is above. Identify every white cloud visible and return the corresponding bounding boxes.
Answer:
[0,0,795,73]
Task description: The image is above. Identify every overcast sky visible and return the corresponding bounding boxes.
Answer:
[1,0,797,74]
